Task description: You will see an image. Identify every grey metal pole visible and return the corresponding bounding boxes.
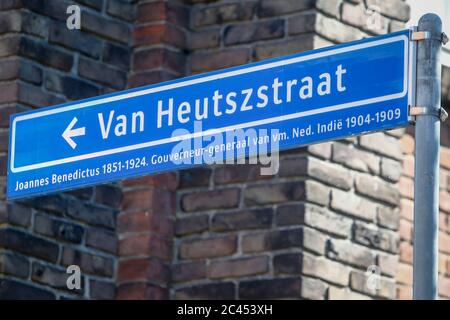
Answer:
[413,13,443,300]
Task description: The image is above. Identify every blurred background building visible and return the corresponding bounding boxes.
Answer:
[0,0,449,299]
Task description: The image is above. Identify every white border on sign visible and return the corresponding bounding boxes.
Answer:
[10,34,409,173]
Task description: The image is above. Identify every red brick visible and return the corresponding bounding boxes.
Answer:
[49,21,102,60]
[0,154,7,175]
[118,258,169,285]
[175,282,235,300]
[86,227,117,254]
[399,176,414,200]
[239,278,302,299]
[439,276,450,298]
[116,283,168,300]
[0,279,56,299]
[440,191,450,213]
[211,208,272,232]
[179,235,236,260]
[181,188,240,212]
[441,148,450,170]
[258,0,315,17]
[179,168,211,188]
[440,213,449,232]
[400,198,414,221]
[241,232,266,253]
[93,185,122,208]
[377,252,398,277]
[400,134,414,155]
[399,219,413,242]
[0,228,59,263]
[447,258,450,275]
[440,171,448,191]
[119,234,172,260]
[102,42,131,71]
[0,251,29,278]
[172,261,206,283]
[0,35,20,58]
[90,279,115,300]
[61,247,113,277]
[189,29,220,50]
[355,174,399,206]
[190,48,249,73]
[0,59,19,81]
[224,19,284,45]
[397,285,412,300]
[214,164,270,184]
[244,182,309,206]
[439,253,447,274]
[81,10,130,44]
[403,155,414,178]
[0,82,18,104]
[123,172,178,191]
[33,213,82,243]
[18,82,64,107]
[133,24,186,48]
[175,215,208,236]
[19,37,74,71]
[254,34,314,61]
[137,1,188,26]
[396,262,413,285]
[66,199,117,229]
[31,262,84,294]
[0,132,7,153]
[128,70,179,88]
[0,1,23,11]
[209,256,268,279]
[0,104,30,128]
[439,232,450,254]
[133,48,185,75]
[399,241,413,264]
[118,211,173,236]
[122,187,175,215]
[442,125,450,146]
[137,1,165,23]
[243,229,305,253]
[78,57,126,90]
[360,132,402,160]
[132,47,164,71]
[193,1,255,27]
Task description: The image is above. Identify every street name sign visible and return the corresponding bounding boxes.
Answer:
[8,30,412,199]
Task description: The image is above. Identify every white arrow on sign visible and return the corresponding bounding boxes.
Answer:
[62,117,86,149]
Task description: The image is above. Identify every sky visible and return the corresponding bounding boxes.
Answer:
[406,0,450,65]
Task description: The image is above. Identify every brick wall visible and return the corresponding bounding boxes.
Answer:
[171,0,408,300]
[397,66,450,299]
[1,0,450,300]
[439,122,450,299]
[0,0,132,299]
[115,0,188,300]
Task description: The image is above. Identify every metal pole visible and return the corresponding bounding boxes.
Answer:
[413,13,443,300]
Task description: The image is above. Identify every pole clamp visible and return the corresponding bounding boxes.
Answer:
[411,31,448,44]
[410,106,448,122]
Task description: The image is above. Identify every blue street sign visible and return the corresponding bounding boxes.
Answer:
[8,30,411,199]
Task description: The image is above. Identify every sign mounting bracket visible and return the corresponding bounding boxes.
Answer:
[409,105,448,122]
[411,30,448,44]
